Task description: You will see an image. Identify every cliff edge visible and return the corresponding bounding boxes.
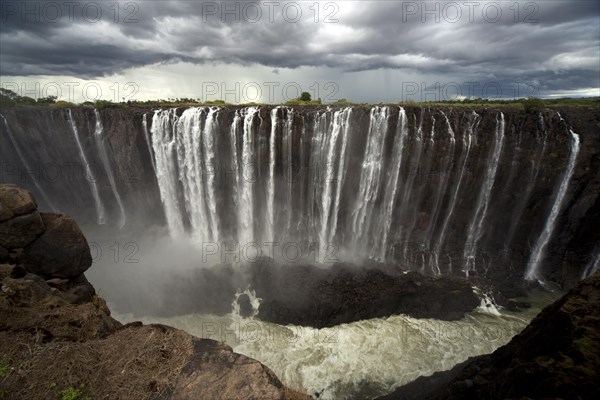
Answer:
[0,184,307,400]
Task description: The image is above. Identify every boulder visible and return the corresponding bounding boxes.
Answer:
[0,184,37,216]
[0,211,45,248]
[0,200,13,222]
[63,274,96,304]
[168,339,286,400]
[23,213,92,279]
[0,276,52,306]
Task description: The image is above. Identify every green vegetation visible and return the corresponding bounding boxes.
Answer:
[1,87,597,110]
[406,96,599,110]
[0,360,12,379]
[59,384,91,400]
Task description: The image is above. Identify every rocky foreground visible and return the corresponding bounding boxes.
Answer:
[0,184,307,400]
[377,271,600,400]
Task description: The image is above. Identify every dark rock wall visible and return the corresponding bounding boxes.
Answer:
[0,105,598,287]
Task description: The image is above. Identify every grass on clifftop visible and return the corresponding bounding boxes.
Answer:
[1,88,598,110]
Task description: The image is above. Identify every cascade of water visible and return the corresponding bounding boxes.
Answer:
[400,112,425,265]
[582,248,600,279]
[503,113,548,257]
[283,108,295,239]
[266,107,279,242]
[433,112,479,274]
[425,111,456,274]
[318,108,352,246]
[525,114,580,283]
[142,113,157,171]
[327,108,352,245]
[306,110,328,243]
[176,107,221,243]
[373,107,408,261]
[463,112,505,275]
[0,114,57,211]
[67,109,106,224]
[229,110,243,239]
[238,107,260,247]
[93,109,127,229]
[351,106,390,251]
[151,109,185,236]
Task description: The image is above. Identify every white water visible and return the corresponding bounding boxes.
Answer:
[67,109,106,225]
[0,114,58,211]
[114,301,548,400]
[525,116,580,282]
[433,112,479,274]
[425,112,455,275]
[151,109,185,236]
[266,107,279,242]
[239,107,260,247]
[582,248,600,279]
[503,113,548,256]
[351,106,390,251]
[373,107,408,261]
[463,113,505,275]
[141,113,157,172]
[93,109,127,229]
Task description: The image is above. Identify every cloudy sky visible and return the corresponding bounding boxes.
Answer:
[0,0,598,103]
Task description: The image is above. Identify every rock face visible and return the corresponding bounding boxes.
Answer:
[248,262,480,328]
[167,339,287,400]
[0,185,92,279]
[0,107,598,288]
[378,271,600,400]
[0,184,306,400]
[23,213,92,278]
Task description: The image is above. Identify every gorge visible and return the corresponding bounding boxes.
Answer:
[1,104,599,398]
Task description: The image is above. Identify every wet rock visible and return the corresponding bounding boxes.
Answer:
[249,263,480,328]
[23,213,92,279]
[0,211,45,248]
[377,271,600,400]
[237,293,253,318]
[0,184,37,216]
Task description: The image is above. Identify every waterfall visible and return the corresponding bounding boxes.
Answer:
[0,114,57,211]
[503,113,548,256]
[582,248,600,279]
[399,111,425,265]
[266,107,279,243]
[525,115,580,283]
[318,107,352,246]
[151,108,185,236]
[142,113,157,171]
[93,109,127,229]
[351,106,390,252]
[238,107,260,247]
[463,112,505,275]
[425,111,456,274]
[7,104,583,284]
[433,112,479,274]
[176,107,221,243]
[67,109,106,224]
[373,107,408,261]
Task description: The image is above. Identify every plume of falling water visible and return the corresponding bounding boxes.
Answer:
[67,109,106,224]
[525,113,580,283]
[463,112,505,275]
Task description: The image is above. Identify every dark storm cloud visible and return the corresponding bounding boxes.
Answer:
[0,0,598,95]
